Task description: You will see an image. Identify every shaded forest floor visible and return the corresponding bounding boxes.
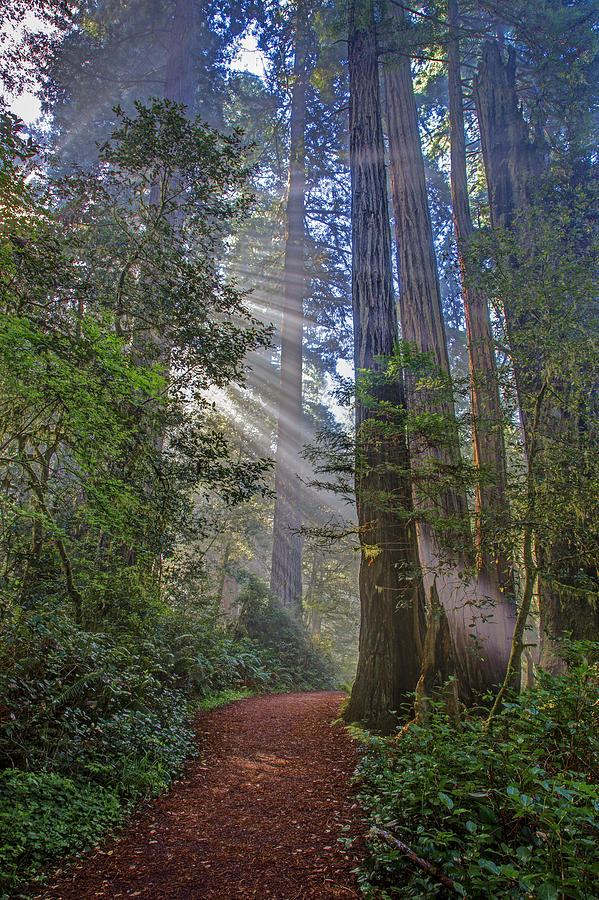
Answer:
[30,692,366,900]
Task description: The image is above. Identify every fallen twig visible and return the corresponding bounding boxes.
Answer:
[323,879,361,897]
[370,826,458,892]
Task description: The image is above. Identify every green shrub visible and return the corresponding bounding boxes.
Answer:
[0,605,279,895]
[236,577,337,690]
[0,588,336,895]
[0,769,122,897]
[356,648,599,900]
[0,612,195,788]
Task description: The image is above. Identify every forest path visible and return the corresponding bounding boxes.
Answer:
[33,692,366,900]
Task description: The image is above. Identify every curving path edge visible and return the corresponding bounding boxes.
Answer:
[32,691,366,900]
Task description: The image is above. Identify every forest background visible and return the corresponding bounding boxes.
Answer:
[1,0,599,897]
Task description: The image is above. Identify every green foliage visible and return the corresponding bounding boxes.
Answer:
[356,648,599,899]
[0,607,196,895]
[195,686,254,711]
[0,100,271,622]
[0,0,71,96]
[0,600,303,895]
[469,168,599,603]
[0,769,122,898]
[0,611,195,788]
[236,577,337,690]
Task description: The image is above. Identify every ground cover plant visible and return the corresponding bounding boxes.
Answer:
[355,645,599,899]
[0,600,335,898]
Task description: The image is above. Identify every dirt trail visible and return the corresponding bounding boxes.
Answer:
[32,692,366,899]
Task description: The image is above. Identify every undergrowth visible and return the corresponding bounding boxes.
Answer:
[0,593,334,898]
[355,646,599,900]
[236,578,337,691]
[194,686,254,711]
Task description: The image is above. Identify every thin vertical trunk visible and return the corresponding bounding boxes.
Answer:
[164,0,195,107]
[270,0,308,618]
[148,0,195,211]
[448,0,516,667]
[473,42,545,455]
[219,539,232,602]
[304,548,321,636]
[473,40,599,666]
[122,0,196,578]
[384,6,507,693]
[344,0,426,734]
[486,382,547,725]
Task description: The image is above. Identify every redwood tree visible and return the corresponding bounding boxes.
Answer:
[269,0,309,618]
[473,37,599,666]
[448,0,516,664]
[383,3,509,692]
[344,0,425,733]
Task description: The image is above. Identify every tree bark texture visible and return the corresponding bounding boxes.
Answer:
[448,0,516,665]
[384,6,507,694]
[270,0,308,618]
[414,580,460,727]
[473,40,599,664]
[384,10,464,519]
[472,41,545,447]
[164,0,195,107]
[344,0,426,733]
[474,41,599,669]
[473,41,542,237]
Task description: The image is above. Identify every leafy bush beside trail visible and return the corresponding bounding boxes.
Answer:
[356,648,599,900]
[0,770,122,895]
[236,577,337,691]
[0,599,334,897]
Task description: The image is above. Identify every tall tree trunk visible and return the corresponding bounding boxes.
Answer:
[344,0,426,734]
[304,548,321,636]
[383,6,507,693]
[270,0,308,618]
[164,0,195,107]
[472,42,546,457]
[218,539,232,602]
[448,0,516,668]
[473,40,599,665]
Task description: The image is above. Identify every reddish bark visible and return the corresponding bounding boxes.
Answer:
[345,0,426,733]
[384,7,508,695]
[448,0,511,591]
[447,0,516,676]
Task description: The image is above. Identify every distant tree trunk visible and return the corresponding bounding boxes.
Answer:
[473,41,544,376]
[164,0,195,107]
[473,40,599,665]
[304,548,322,636]
[148,0,195,204]
[344,0,426,734]
[448,0,516,668]
[383,5,507,694]
[270,0,308,619]
[218,539,232,602]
